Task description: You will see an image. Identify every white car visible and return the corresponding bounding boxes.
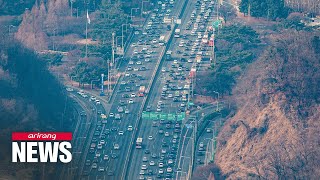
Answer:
[161,149,166,154]
[143,156,148,162]
[159,169,164,174]
[131,93,136,97]
[125,109,130,114]
[98,167,105,172]
[125,72,130,77]
[129,61,134,65]
[114,144,120,150]
[118,131,124,135]
[141,164,148,170]
[158,163,164,168]
[128,99,134,104]
[92,163,97,169]
[149,161,155,166]
[165,132,170,137]
[103,155,109,160]
[127,125,133,131]
[148,136,153,140]
[109,113,114,117]
[167,167,173,173]
[136,61,142,65]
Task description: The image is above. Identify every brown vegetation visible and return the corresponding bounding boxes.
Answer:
[214,30,320,179]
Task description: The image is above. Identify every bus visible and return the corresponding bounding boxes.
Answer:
[136,138,143,148]
[165,50,172,60]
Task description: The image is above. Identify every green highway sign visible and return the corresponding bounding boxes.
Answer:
[167,113,175,121]
[160,113,167,120]
[212,20,222,28]
[150,112,158,120]
[142,111,150,119]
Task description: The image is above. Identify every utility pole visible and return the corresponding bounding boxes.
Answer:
[70,0,73,17]
[107,60,111,97]
[85,14,88,58]
[112,32,115,67]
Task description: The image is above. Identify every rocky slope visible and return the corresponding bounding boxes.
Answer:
[214,30,320,179]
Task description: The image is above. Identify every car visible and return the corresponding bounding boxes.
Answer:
[156,108,162,112]
[165,132,170,137]
[118,131,124,135]
[107,170,114,176]
[109,113,114,118]
[140,170,145,175]
[114,144,120,150]
[145,149,150,154]
[161,149,167,154]
[131,93,136,97]
[167,167,172,173]
[206,128,212,133]
[149,161,155,166]
[125,109,130,114]
[99,140,105,144]
[91,163,97,169]
[118,107,124,113]
[141,164,148,170]
[95,152,101,157]
[104,154,109,160]
[128,99,134,104]
[143,156,148,162]
[139,175,144,180]
[127,125,133,131]
[159,169,164,174]
[172,139,177,143]
[98,167,105,172]
[115,113,121,120]
[148,136,153,140]
[159,129,164,134]
[158,162,164,168]
[136,61,142,65]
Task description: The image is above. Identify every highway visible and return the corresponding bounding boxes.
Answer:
[63,0,224,179]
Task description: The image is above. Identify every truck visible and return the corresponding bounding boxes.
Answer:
[159,35,166,46]
[138,86,146,97]
[136,138,143,148]
[174,29,181,38]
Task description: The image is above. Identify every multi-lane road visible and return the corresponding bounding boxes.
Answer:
[63,0,224,179]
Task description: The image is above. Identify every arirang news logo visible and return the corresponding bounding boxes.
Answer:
[12,132,72,163]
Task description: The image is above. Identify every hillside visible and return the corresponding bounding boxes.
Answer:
[214,30,320,179]
[0,31,73,179]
